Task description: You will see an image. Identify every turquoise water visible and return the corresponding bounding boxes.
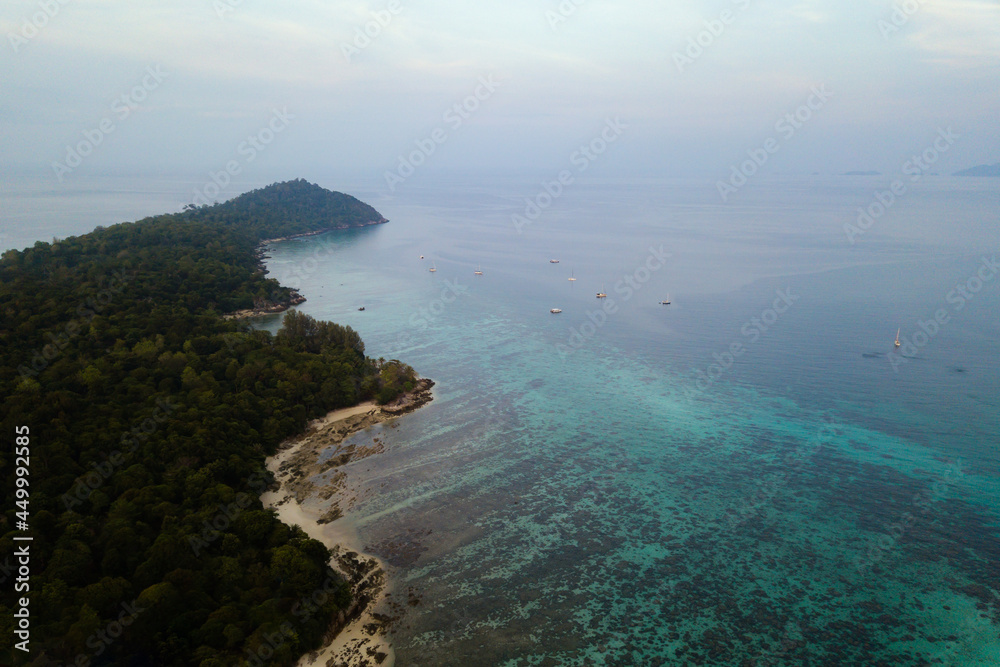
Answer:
[0,174,202,253]
[8,175,998,664]
[253,176,1000,665]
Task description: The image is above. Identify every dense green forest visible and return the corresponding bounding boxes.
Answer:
[0,180,412,666]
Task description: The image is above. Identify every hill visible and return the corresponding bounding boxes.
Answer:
[954,163,1000,177]
[187,178,388,240]
[0,182,413,666]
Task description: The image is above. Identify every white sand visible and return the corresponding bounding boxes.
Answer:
[308,401,377,431]
[261,401,396,667]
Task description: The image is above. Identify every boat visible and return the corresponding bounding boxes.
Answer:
[358,307,365,311]
[568,270,577,282]
[429,262,437,273]
[660,294,671,305]
[475,264,483,275]
[894,328,901,348]
[420,255,424,259]
[550,259,560,264]
[596,285,607,298]
[550,308,562,314]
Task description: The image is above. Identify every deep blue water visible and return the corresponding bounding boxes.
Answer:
[8,175,1000,665]
[253,175,1000,666]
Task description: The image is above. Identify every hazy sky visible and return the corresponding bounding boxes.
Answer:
[1,0,998,190]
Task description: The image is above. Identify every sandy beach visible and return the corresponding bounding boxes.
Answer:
[260,380,434,667]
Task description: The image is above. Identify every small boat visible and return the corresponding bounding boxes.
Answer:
[568,270,577,282]
[550,308,562,314]
[429,262,437,273]
[596,285,607,298]
[550,259,560,264]
[358,307,366,311]
[475,264,483,275]
[660,294,671,305]
[894,328,901,348]
[420,255,424,259]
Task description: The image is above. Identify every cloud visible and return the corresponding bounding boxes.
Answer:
[0,0,997,178]
[906,0,1000,66]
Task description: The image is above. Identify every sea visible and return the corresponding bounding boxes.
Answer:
[4,173,999,666]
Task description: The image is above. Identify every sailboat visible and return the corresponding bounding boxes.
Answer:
[894,328,901,348]
[475,264,483,276]
[429,262,437,273]
[596,285,607,299]
[660,294,671,305]
[568,270,577,282]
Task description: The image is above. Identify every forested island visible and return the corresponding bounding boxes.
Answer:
[0,180,417,666]
[954,163,1000,177]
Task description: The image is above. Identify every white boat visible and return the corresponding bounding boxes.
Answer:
[475,264,483,275]
[660,294,671,305]
[596,285,607,298]
[550,308,562,313]
[894,328,901,348]
[550,259,560,263]
[568,270,577,282]
[429,262,437,273]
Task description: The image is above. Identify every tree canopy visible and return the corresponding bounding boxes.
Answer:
[0,181,408,666]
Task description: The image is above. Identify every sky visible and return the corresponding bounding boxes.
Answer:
[1,0,998,192]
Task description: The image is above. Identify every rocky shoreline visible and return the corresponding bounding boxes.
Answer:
[224,219,389,319]
[271,379,434,511]
[221,290,306,320]
[261,379,435,667]
[257,218,389,247]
